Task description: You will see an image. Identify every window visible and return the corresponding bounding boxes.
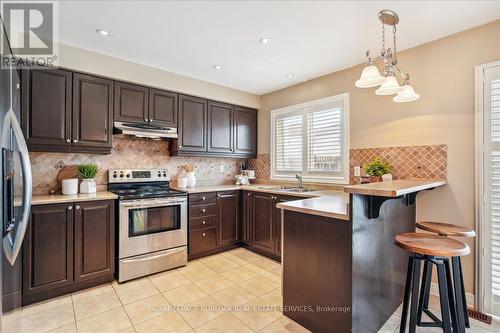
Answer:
[271,93,349,183]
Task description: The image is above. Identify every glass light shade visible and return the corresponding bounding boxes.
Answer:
[355,65,384,88]
[375,75,402,95]
[393,84,420,103]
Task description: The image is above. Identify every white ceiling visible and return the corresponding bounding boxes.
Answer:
[56,1,500,95]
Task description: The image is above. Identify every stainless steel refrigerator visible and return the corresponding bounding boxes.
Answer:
[0,17,32,333]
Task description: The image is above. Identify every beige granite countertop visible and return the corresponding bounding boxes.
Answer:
[30,191,118,206]
[173,184,350,220]
[344,179,447,197]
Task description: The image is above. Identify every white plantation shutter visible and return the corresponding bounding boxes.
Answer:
[271,94,349,183]
[481,65,500,316]
[275,114,303,171]
[307,108,342,173]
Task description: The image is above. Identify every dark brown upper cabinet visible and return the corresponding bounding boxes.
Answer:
[21,68,72,151]
[208,101,233,154]
[234,106,257,156]
[149,88,177,127]
[72,74,113,152]
[21,68,113,154]
[114,81,148,123]
[172,94,208,153]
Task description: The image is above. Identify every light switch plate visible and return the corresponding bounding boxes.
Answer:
[219,164,224,173]
[354,166,361,177]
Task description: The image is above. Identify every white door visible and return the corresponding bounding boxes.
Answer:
[479,63,500,316]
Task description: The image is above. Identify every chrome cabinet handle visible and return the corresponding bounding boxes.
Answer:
[73,139,78,143]
[68,205,73,210]
[66,139,70,143]
[75,205,80,210]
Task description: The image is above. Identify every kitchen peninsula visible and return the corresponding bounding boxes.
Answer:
[277,179,447,333]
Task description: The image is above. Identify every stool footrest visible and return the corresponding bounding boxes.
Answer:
[418,309,443,327]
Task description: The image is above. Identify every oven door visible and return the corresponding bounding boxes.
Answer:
[119,196,187,259]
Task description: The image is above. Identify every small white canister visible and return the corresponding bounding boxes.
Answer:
[62,178,78,195]
[177,177,187,189]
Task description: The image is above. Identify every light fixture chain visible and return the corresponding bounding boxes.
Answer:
[393,25,398,64]
[381,22,386,53]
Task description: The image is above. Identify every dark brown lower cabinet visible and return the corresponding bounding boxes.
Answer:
[22,200,115,305]
[216,191,240,246]
[242,192,299,261]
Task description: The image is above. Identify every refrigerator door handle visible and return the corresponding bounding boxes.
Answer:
[3,110,32,265]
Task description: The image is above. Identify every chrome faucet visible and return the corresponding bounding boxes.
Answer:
[295,174,303,188]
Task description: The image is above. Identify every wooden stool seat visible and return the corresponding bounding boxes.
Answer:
[395,232,470,257]
[417,221,476,237]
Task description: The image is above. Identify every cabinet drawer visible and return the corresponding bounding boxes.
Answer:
[189,203,216,218]
[189,192,217,205]
[189,216,216,231]
[189,227,217,254]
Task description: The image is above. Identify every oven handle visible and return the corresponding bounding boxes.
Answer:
[120,198,187,209]
[121,247,185,263]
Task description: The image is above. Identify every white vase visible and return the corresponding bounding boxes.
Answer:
[80,179,97,194]
[382,174,393,182]
[186,172,196,188]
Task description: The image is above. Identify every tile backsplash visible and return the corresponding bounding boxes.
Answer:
[30,137,245,194]
[248,144,447,184]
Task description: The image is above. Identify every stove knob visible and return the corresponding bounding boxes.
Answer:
[113,174,117,178]
[120,174,124,178]
[126,174,130,178]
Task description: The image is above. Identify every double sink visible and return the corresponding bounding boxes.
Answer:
[256,186,317,193]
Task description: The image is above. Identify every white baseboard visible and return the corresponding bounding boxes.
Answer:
[429,282,475,308]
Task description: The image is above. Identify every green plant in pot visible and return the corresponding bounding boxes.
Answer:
[78,163,101,194]
[363,158,392,183]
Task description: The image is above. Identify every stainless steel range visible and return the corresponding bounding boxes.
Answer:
[108,169,187,282]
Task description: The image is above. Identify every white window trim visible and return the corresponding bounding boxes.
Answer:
[270,93,350,184]
[475,60,500,315]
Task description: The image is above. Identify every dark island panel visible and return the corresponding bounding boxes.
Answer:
[282,210,352,333]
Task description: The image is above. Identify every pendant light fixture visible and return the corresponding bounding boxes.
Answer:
[355,10,420,103]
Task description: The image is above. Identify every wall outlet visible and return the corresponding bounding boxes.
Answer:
[219,164,224,173]
[354,166,361,177]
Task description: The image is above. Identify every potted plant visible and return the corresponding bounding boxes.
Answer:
[363,158,392,183]
[78,163,101,194]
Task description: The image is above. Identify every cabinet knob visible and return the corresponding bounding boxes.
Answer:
[202,208,206,213]
[202,220,206,224]
[66,139,70,143]
[144,118,148,122]
[75,205,80,210]
[68,205,73,210]
[73,139,78,143]
[149,119,153,122]
[202,233,206,237]
[179,145,182,148]
[247,193,251,197]
[202,196,206,201]
[217,194,221,198]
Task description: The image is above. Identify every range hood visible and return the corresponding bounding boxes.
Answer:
[113,122,178,140]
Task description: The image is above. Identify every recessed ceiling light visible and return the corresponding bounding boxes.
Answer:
[259,37,271,44]
[286,73,294,78]
[96,29,109,36]
[213,65,222,70]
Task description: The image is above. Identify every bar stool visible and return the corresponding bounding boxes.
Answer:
[395,232,470,333]
[416,221,475,329]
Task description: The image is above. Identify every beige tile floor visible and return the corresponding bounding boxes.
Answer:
[5,248,500,333]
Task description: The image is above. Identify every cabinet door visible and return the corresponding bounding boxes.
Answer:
[72,74,113,150]
[176,95,207,152]
[242,191,253,245]
[208,101,233,154]
[149,89,178,127]
[274,195,297,256]
[23,204,74,296]
[216,191,240,246]
[233,106,257,157]
[74,200,115,283]
[21,68,72,151]
[252,193,274,252]
[114,81,148,123]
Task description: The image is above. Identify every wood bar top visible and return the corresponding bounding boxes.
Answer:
[417,221,476,237]
[395,232,470,257]
[344,179,447,197]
